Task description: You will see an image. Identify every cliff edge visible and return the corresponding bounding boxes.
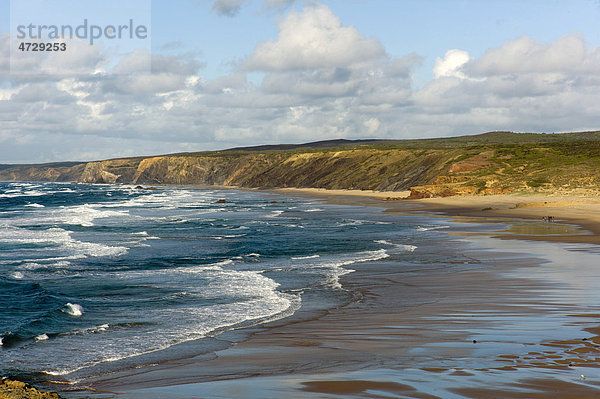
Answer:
[2,131,600,197]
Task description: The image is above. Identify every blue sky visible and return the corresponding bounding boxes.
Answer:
[2,0,600,162]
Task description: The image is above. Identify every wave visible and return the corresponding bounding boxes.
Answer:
[374,240,417,252]
[35,334,49,341]
[0,226,128,259]
[41,270,300,378]
[0,190,46,198]
[291,249,390,290]
[416,225,450,232]
[291,254,320,260]
[10,271,24,279]
[62,303,84,317]
[24,203,45,208]
[132,231,160,240]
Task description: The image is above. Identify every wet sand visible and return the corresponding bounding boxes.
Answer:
[73,191,600,398]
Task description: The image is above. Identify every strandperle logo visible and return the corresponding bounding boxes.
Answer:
[16,19,149,45]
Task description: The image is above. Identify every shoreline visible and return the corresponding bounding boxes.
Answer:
[11,187,600,399]
[273,188,600,243]
[23,187,600,398]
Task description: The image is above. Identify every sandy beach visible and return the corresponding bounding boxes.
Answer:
[62,190,600,398]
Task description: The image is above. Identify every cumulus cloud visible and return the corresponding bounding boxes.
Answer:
[245,4,385,71]
[414,33,600,134]
[469,34,587,76]
[433,49,470,79]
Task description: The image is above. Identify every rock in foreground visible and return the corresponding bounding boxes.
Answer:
[0,378,62,399]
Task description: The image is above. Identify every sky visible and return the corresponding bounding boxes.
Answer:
[2,0,600,163]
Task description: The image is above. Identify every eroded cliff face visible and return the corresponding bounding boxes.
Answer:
[1,149,457,191]
[3,139,600,197]
[0,163,86,183]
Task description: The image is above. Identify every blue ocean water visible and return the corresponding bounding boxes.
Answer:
[0,182,444,382]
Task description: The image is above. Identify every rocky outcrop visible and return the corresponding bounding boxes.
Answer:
[0,378,62,399]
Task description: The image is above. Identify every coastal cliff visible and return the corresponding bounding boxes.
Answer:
[3,131,600,197]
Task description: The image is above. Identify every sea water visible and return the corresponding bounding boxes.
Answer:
[0,182,447,382]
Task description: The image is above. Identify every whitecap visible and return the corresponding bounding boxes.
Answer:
[304,208,323,212]
[291,255,320,260]
[62,303,84,317]
[35,334,49,341]
[374,240,393,246]
[416,225,450,232]
[373,240,417,252]
[132,231,159,240]
[11,271,24,279]
[0,226,128,258]
[399,244,418,252]
[24,203,45,208]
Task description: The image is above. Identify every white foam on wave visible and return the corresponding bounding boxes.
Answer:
[57,204,129,227]
[298,249,391,290]
[132,231,160,240]
[42,267,301,378]
[291,254,320,260]
[24,203,45,208]
[20,260,71,270]
[172,259,234,275]
[35,334,49,341]
[8,203,129,227]
[0,190,45,198]
[0,226,128,258]
[101,190,194,210]
[416,225,450,232]
[374,240,417,252]
[62,303,84,317]
[266,210,284,218]
[304,208,323,212]
[11,271,24,279]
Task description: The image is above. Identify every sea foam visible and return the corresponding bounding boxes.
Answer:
[62,303,84,317]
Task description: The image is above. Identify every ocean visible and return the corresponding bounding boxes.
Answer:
[0,182,451,384]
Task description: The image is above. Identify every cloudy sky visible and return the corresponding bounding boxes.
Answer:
[2,0,600,163]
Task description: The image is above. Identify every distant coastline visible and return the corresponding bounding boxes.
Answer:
[2,131,600,199]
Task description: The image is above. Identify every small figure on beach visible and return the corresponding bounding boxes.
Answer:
[542,216,555,222]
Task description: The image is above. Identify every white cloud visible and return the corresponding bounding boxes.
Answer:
[245,4,385,71]
[433,49,470,79]
[469,34,587,76]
